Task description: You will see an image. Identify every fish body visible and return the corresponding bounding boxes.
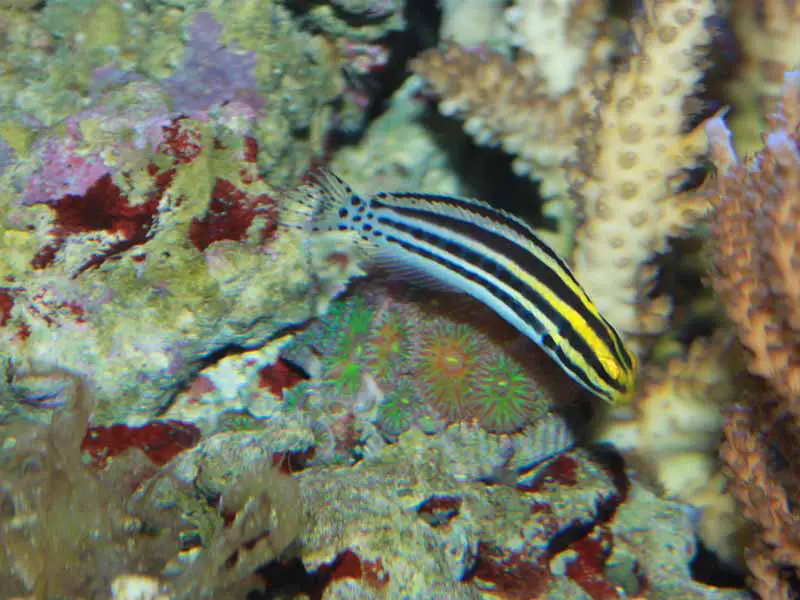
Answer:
[292,170,637,404]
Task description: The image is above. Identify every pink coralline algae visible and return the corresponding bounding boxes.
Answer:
[21,95,172,207]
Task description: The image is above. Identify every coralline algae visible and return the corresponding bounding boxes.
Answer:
[0,83,354,423]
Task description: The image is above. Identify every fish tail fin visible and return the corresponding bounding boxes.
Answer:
[279,169,358,230]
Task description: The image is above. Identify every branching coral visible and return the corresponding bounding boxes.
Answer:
[505,0,607,96]
[569,0,719,342]
[413,0,720,346]
[706,72,800,598]
[724,0,800,155]
[411,43,595,199]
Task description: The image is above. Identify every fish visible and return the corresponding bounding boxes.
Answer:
[285,170,638,404]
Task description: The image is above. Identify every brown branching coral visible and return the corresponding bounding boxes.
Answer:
[707,72,800,598]
[708,73,800,417]
[410,40,597,198]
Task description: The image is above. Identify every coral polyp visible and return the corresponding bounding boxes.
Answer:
[281,283,558,444]
[364,304,416,383]
[414,321,481,420]
[470,354,542,434]
[376,377,417,439]
[292,294,377,398]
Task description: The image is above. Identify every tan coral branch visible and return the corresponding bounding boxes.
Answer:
[569,0,718,344]
[709,71,800,599]
[410,43,590,197]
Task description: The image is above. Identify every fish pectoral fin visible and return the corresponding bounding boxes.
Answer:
[368,247,459,293]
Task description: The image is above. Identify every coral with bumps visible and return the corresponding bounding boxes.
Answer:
[707,82,800,414]
[569,0,720,343]
[706,73,800,598]
[412,43,596,199]
[282,282,569,443]
[413,0,719,346]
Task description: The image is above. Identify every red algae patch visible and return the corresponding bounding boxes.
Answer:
[28,117,279,272]
[31,173,159,271]
[82,420,202,467]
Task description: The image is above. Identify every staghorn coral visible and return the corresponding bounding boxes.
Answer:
[569,0,720,343]
[707,79,800,413]
[413,0,720,346]
[411,42,598,200]
[706,72,800,598]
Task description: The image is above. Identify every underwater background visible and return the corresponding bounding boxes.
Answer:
[0,0,797,598]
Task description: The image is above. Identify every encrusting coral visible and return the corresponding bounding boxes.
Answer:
[705,71,800,599]
[281,282,571,453]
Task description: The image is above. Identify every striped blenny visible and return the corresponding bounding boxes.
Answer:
[293,170,637,404]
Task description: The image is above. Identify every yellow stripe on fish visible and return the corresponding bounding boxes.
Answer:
[290,170,638,404]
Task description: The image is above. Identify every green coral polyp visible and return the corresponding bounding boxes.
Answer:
[416,322,480,419]
[365,309,414,382]
[282,285,555,439]
[377,378,417,439]
[471,355,538,433]
[328,359,364,397]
